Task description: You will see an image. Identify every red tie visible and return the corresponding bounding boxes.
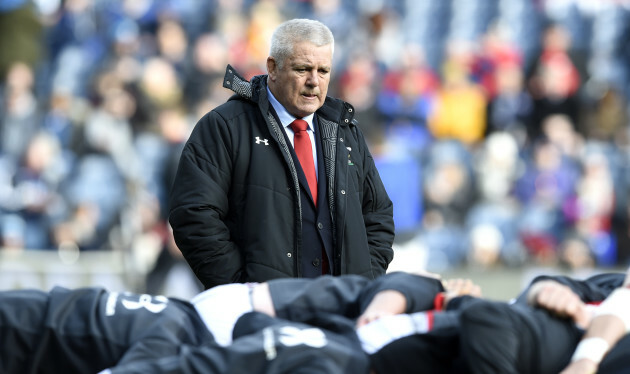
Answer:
[290,119,317,205]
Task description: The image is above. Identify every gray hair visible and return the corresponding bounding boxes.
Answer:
[269,19,334,69]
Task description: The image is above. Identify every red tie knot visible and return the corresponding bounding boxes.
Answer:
[290,119,309,133]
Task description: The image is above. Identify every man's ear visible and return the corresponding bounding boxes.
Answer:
[267,57,277,81]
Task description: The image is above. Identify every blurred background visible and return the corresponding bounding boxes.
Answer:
[1,0,630,300]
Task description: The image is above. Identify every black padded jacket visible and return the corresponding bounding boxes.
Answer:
[169,65,395,289]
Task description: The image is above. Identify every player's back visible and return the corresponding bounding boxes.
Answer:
[0,287,213,374]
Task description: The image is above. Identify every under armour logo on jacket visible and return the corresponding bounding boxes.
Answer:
[255,136,269,145]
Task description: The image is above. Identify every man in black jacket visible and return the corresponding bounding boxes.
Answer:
[559,267,630,374]
[361,272,626,374]
[456,272,626,374]
[168,18,394,289]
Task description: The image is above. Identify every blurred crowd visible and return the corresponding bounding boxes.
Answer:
[1,0,630,287]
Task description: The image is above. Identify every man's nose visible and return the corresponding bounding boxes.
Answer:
[306,70,320,87]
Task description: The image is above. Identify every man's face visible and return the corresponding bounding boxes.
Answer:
[267,41,332,118]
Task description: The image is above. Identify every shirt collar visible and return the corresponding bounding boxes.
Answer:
[267,87,315,131]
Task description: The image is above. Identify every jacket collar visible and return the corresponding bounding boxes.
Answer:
[222,64,355,128]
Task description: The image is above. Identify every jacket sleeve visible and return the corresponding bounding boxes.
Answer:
[512,272,626,305]
[105,318,370,374]
[269,275,372,321]
[354,124,395,276]
[269,272,443,322]
[168,111,243,289]
[357,272,445,313]
[102,345,229,374]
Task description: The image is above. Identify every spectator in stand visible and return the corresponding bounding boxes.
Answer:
[513,138,580,264]
[9,131,66,250]
[376,43,439,153]
[0,62,40,164]
[486,51,533,139]
[182,32,230,109]
[428,41,488,146]
[415,140,475,270]
[528,23,581,143]
[0,0,42,79]
[337,51,383,140]
[570,144,617,266]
